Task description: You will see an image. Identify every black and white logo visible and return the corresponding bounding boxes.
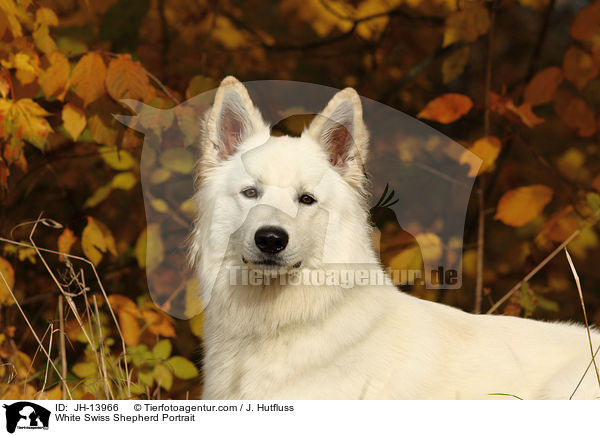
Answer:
[3,402,50,434]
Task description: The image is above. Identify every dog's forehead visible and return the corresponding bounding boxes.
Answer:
[240,135,329,187]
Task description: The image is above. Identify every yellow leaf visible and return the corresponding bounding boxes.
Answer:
[443,3,490,47]
[389,245,423,283]
[523,67,563,106]
[11,99,52,150]
[135,224,163,272]
[98,146,137,170]
[33,24,57,57]
[415,233,443,264]
[111,171,137,190]
[417,94,473,124]
[0,256,15,306]
[189,312,204,338]
[105,54,150,101]
[38,51,70,100]
[71,52,106,107]
[62,103,86,141]
[81,216,117,266]
[57,227,76,261]
[494,185,553,227]
[151,198,168,213]
[460,136,501,177]
[185,75,216,100]
[442,46,470,84]
[35,7,58,27]
[0,0,24,38]
[83,183,113,209]
[159,148,195,174]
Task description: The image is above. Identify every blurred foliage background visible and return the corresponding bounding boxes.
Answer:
[0,0,600,399]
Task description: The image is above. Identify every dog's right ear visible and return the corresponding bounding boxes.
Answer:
[202,76,267,165]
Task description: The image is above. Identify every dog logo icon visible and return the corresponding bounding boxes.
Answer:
[3,402,50,433]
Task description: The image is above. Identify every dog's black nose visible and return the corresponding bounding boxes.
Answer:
[254,226,288,254]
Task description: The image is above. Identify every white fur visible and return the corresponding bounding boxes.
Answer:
[189,76,600,400]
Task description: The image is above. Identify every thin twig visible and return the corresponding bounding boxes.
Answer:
[475,186,484,313]
[93,295,113,400]
[564,249,600,390]
[58,296,67,400]
[486,228,582,314]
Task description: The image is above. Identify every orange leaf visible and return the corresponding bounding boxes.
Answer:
[536,206,578,246]
[105,54,150,101]
[494,185,553,227]
[57,227,76,261]
[61,103,86,141]
[417,94,473,124]
[71,52,106,107]
[514,103,544,128]
[142,310,176,337]
[563,45,599,90]
[118,311,140,346]
[107,294,142,318]
[571,1,600,42]
[38,51,69,101]
[0,68,11,98]
[523,67,563,106]
[555,92,596,137]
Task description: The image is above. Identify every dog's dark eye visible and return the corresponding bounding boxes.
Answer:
[299,194,316,205]
[241,187,258,199]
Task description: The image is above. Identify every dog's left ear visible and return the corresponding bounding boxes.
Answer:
[202,76,268,165]
[306,88,368,183]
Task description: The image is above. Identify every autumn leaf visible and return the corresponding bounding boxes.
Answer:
[97,146,137,170]
[57,227,76,261]
[71,52,107,107]
[570,1,600,42]
[523,67,563,106]
[460,136,501,177]
[494,185,554,227]
[0,68,10,98]
[119,311,141,346]
[62,103,86,141]
[166,356,198,380]
[0,256,15,306]
[536,206,578,248]
[442,46,470,84]
[159,148,195,174]
[105,54,150,101]
[554,92,596,137]
[135,224,164,272]
[417,94,473,124]
[563,46,599,90]
[81,216,117,265]
[443,3,490,47]
[38,51,69,100]
[153,363,173,389]
[143,310,176,337]
[108,294,142,318]
[10,99,52,150]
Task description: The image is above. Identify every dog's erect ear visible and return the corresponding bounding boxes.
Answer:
[204,76,267,162]
[306,88,368,178]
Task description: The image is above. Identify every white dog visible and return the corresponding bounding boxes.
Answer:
[188,76,600,399]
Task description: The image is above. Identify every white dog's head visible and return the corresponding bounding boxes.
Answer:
[189,77,375,307]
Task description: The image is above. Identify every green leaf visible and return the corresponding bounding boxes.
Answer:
[153,363,173,390]
[152,339,172,360]
[166,356,199,380]
[98,146,137,170]
[111,171,137,190]
[139,366,155,387]
[73,362,97,379]
[159,148,195,174]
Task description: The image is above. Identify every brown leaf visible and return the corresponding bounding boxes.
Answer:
[571,1,600,41]
[105,54,150,101]
[523,67,563,106]
[563,45,599,90]
[71,52,106,107]
[494,185,554,227]
[417,94,473,124]
[554,92,596,137]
